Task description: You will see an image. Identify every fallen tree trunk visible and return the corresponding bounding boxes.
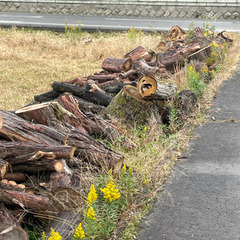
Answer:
[101,58,132,72]
[138,75,177,101]
[52,82,113,107]
[0,110,123,172]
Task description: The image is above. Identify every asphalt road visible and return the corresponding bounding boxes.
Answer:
[138,64,240,239]
[0,12,240,32]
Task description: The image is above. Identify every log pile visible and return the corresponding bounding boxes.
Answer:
[0,25,233,239]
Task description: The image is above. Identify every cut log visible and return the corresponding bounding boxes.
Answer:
[0,159,9,179]
[101,58,132,73]
[166,25,186,41]
[88,73,120,83]
[0,189,50,211]
[15,101,88,134]
[105,89,163,136]
[217,31,233,43]
[124,46,152,62]
[12,159,65,173]
[133,58,161,77]
[0,179,26,191]
[0,141,75,165]
[4,173,27,182]
[156,42,201,68]
[138,75,177,101]
[34,89,62,102]
[0,223,28,240]
[52,81,113,107]
[119,69,139,80]
[0,110,123,172]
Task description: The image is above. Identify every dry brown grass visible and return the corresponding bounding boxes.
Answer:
[0,27,162,110]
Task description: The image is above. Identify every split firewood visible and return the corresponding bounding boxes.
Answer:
[0,141,75,165]
[0,110,123,172]
[34,89,62,103]
[101,58,132,73]
[138,75,177,101]
[88,73,120,83]
[4,173,27,183]
[52,81,113,107]
[0,159,9,179]
[166,25,186,41]
[0,189,50,211]
[124,46,152,62]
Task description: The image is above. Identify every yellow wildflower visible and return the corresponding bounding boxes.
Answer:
[87,184,98,205]
[48,228,62,240]
[42,232,46,240]
[189,66,193,71]
[129,165,133,175]
[144,126,147,131]
[87,206,96,219]
[100,178,121,202]
[74,223,85,239]
[122,164,126,173]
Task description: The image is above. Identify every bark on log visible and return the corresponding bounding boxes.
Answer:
[4,173,27,182]
[138,75,177,101]
[15,101,88,134]
[0,110,123,172]
[34,90,62,103]
[0,141,75,165]
[133,58,161,77]
[88,73,119,83]
[63,77,88,86]
[12,159,65,173]
[0,189,50,211]
[0,223,28,240]
[119,69,139,80]
[0,159,9,179]
[52,81,113,107]
[157,42,201,68]
[0,203,20,226]
[101,58,132,73]
[76,97,105,115]
[124,46,152,62]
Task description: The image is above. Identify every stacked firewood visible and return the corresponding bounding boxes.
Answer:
[0,26,233,239]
